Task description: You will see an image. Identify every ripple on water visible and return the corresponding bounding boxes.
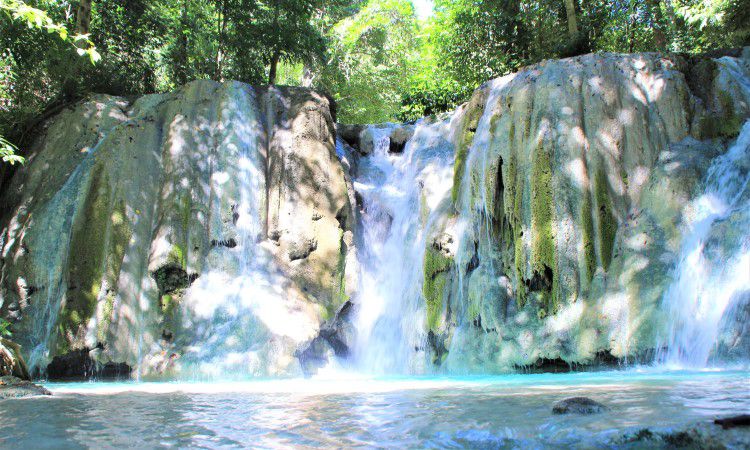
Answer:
[0,370,748,448]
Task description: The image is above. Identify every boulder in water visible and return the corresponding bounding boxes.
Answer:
[0,376,51,399]
[388,125,415,153]
[552,397,608,414]
[715,415,750,429]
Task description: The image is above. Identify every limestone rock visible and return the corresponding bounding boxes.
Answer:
[434,50,750,370]
[552,397,608,414]
[0,82,356,378]
[336,123,364,150]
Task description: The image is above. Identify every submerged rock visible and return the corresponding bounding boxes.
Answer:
[552,397,608,414]
[617,422,750,449]
[0,376,51,399]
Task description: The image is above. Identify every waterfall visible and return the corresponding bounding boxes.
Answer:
[24,153,97,371]
[167,85,307,378]
[659,120,750,367]
[350,118,457,374]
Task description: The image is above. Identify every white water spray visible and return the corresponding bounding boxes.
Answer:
[659,120,750,367]
[350,118,457,374]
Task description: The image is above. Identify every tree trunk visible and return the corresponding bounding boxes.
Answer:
[563,0,578,40]
[268,0,280,85]
[268,50,280,85]
[301,64,314,87]
[215,0,227,81]
[76,0,93,35]
[64,0,94,99]
[176,0,189,86]
[647,0,667,50]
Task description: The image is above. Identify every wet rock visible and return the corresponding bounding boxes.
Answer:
[152,263,190,295]
[288,237,318,261]
[46,349,96,380]
[296,301,356,376]
[0,82,354,378]
[0,376,51,399]
[388,125,415,153]
[46,348,131,381]
[336,123,364,150]
[715,415,750,429]
[296,337,334,377]
[617,423,750,449]
[552,397,608,414]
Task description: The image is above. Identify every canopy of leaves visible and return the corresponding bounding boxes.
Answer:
[1,0,748,149]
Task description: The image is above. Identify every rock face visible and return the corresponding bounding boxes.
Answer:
[552,397,608,414]
[425,50,750,370]
[0,81,355,378]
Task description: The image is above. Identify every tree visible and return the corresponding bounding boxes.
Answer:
[563,0,579,40]
[317,0,420,123]
[0,0,98,164]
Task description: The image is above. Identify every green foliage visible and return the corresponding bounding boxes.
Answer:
[397,80,470,122]
[0,0,747,141]
[0,0,99,62]
[0,317,11,337]
[317,0,420,123]
[0,134,22,164]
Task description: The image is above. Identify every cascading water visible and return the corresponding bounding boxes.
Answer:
[23,153,97,371]
[349,118,457,374]
[658,120,750,367]
[165,86,320,378]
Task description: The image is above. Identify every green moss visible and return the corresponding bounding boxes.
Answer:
[504,153,527,307]
[160,294,175,313]
[698,90,743,139]
[168,244,186,269]
[529,143,557,311]
[96,199,131,342]
[594,167,617,272]
[581,192,596,283]
[451,132,474,205]
[97,292,116,343]
[329,228,349,320]
[58,171,111,352]
[423,245,453,332]
[451,96,485,206]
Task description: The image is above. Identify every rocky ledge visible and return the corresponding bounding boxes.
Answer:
[0,376,51,399]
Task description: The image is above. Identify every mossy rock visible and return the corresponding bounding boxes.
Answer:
[423,244,454,333]
[152,263,190,297]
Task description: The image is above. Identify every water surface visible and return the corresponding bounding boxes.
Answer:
[1,369,748,448]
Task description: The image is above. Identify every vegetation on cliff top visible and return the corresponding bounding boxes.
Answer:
[1,0,749,146]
